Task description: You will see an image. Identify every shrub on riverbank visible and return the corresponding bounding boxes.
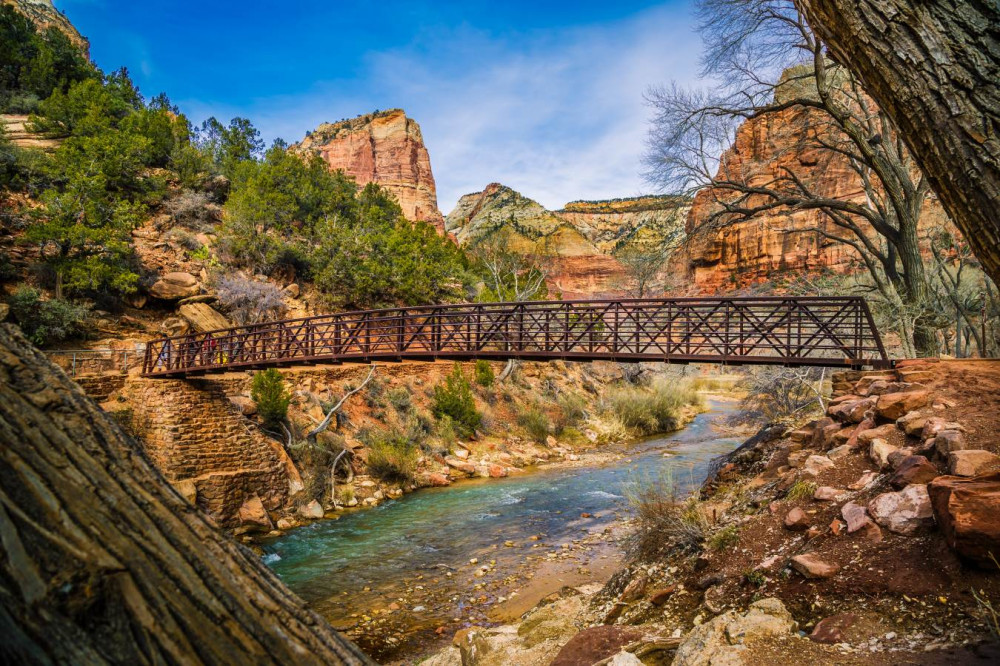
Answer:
[361,427,418,483]
[625,471,707,561]
[251,368,290,429]
[518,407,550,444]
[605,378,702,436]
[432,364,482,437]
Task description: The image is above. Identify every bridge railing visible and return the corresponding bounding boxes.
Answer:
[141,297,891,377]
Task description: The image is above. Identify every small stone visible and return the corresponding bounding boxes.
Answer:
[810,613,858,644]
[784,507,810,532]
[297,499,324,520]
[803,455,835,477]
[857,423,897,445]
[848,470,879,491]
[649,585,677,606]
[813,486,843,501]
[842,502,871,533]
[827,444,852,461]
[791,554,840,579]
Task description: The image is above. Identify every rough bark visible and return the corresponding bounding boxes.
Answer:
[795,0,1000,286]
[0,324,373,665]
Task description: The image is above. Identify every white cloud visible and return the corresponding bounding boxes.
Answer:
[182,4,703,214]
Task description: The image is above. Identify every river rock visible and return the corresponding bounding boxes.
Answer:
[948,450,1000,477]
[673,598,796,666]
[929,473,1000,567]
[298,499,324,520]
[549,626,645,666]
[444,457,476,475]
[868,484,935,535]
[238,494,272,531]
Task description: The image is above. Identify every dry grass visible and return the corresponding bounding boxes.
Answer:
[625,471,708,562]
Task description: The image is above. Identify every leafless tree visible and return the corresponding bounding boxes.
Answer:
[645,0,946,355]
[469,232,550,381]
[216,275,288,325]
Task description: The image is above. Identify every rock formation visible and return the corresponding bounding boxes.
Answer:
[293,109,445,231]
[557,195,689,254]
[2,0,89,56]
[446,184,688,298]
[673,84,950,293]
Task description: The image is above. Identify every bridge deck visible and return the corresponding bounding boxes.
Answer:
[141,297,892,377]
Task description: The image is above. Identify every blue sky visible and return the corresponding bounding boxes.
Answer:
[58,1,702,212]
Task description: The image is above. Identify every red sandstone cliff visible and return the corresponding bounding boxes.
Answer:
[675,104,950,293]
[293,109,445,232]
[2,0,89,56]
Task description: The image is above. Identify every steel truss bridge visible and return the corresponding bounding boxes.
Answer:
[141,297,891,378]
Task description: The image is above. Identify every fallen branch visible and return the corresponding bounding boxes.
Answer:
[305,364,377,440]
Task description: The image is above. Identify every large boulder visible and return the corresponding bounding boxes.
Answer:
[549,626,645,666]
[948,451,1000,477]
[869,438,898,470]
[868,484,935,535]
[179,302,230,334]
[876,390,931,421]
[828,397,876,423]
[890,456,940,489]
[673,598,797,666]
[857,423,897,445]
[928,473,1000,567]
[934,430,969,456]
[237,494,272,531]
[149,271,200,300]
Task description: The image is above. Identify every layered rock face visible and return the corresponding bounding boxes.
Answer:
[558,195,689,254]
[293,109,445,231]
[3,0,89,55]
[446,184,688,298]
[674,89,949,293]
[445,184,618,298]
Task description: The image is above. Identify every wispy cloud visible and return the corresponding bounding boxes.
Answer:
[180,4,702,213]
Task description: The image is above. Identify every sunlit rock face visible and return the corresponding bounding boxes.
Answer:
[673,70,950,294]
[3,0,90,56]
[293,109,445,232]
[446,184,688,298]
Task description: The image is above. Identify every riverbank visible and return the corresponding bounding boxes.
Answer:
[422,360,1000,666]
[261,397,745,662]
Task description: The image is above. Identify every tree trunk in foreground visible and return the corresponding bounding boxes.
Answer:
[0,324,373,666]
[795,0,1000,287]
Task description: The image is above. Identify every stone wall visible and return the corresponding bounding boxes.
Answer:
[119,377,295,527]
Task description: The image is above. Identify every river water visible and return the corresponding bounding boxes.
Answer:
[262,399,741,661]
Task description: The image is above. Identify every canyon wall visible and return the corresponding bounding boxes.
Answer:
[445,184,626,298]
[3,0,89,55]
[558,195,690,254]
[673,84,950,293]
[293,109,445,232]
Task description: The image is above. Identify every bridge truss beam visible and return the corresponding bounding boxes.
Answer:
[141,297,892,377]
